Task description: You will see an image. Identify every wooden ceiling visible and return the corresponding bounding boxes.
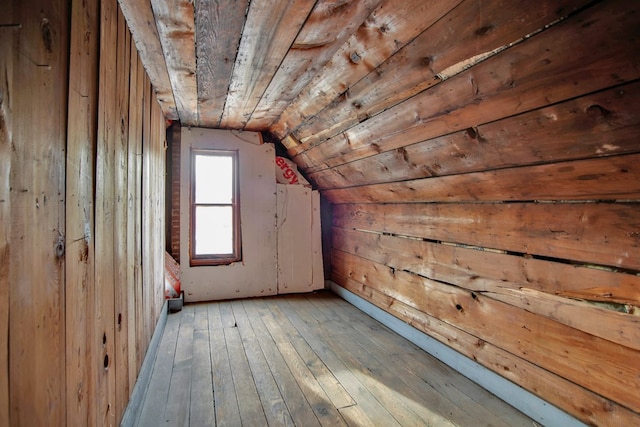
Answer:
[119,0,599,158]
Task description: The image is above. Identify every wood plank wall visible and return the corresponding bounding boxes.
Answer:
[317,1,640,425]
[0,0,167,425]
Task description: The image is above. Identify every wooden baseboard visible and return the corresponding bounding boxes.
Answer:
[120,300,169,427]
[329,281,586,427]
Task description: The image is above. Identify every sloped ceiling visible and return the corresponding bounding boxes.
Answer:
[119,0,595,173]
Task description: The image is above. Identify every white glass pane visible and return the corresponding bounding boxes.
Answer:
[195,154,233,204]
[195,206,234,255]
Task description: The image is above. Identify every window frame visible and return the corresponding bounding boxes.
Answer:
[189,148,241,266]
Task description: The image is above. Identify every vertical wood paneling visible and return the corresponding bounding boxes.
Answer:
[141,71,154,349]
[65,0,99,424]
[95,0,118,424]
[9,0,69,425]
[0,3,15,425]
[126,44,142,391]
[114,8,132,421]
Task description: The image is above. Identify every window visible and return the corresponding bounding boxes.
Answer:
[190,149,241,266]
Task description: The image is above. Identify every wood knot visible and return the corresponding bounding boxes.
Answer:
[40,16,53,53]
[475,25,493,36]
[349,51,361,64]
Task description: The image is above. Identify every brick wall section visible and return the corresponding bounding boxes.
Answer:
[169,122,181,261]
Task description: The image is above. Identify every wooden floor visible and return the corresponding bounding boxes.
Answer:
[136,291,533,426]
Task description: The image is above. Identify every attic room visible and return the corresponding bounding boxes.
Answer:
[1,0,638,426]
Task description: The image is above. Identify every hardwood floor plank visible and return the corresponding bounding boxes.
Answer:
[230,300,295,426]
[209,324,241,426]
[164,307,195,426]
[219,301,237,328]
[298,296,458,427]
[189,329,215,426]
[242,299,332,427]
[253,298,356,410]
[138,313,181,426]
[276,297,403,426]
[223,325,268,425]
[314,295,532,427]
[193,303,210,331]
[136,293,534,426]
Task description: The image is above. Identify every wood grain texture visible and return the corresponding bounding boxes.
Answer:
[310,80,640,189]
[195,0,250,127]
[247,0,382,130]
[117,0,178,119]
[0,3,14,425]
[333,202,640,270]
[332,227,640,307]
[332,251,640,413]
[323,153,640,203]
[296,0,640,172]
[151,0,198,125]
[114,9,132,421]
[219,0,317,129]
[333,277,640,426]
[65,0,99,424]
[9,0,69,425]
[271,0,463,139]
[290,0,591,148]
[95,0,119,423]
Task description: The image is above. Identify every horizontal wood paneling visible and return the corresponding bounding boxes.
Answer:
[323,153,640,203]
[332,227,640,306]
[246,0,385,130]
[310,80,640,189]
[289,0,591,149]
[334,202,640,270]
[297,0,640,172]
[270,0,464,139]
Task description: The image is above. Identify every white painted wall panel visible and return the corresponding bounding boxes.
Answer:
[180,128,277,302]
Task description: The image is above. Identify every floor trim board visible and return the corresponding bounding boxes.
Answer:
[328,281,587,427]
[121,300,169,427]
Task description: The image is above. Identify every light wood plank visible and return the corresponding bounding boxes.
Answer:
[323,153,640,203]
[291,0,590,148]
[164,307,195,426]
[189,329,215,426]
[209,327,241,426]
[332,250,640,413]
[117,0,177,119]
[224,326,268,425]
[219,0,317,128]
[333,227,640,307]
[275,297,403,426]
[150,0,198,125]
[240,300,323,427]
[138,313,181,427]
[333,202,640,270]
[297,0,640,172]
[65,0,99,424]
[253,299,356,410]
[297,296,462,427]
[271,0,463,139]
[231,301,295,426]
[247,0,382,130]
[310,80,640,189]
[114,9,132,421]
[194,0,249,127]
